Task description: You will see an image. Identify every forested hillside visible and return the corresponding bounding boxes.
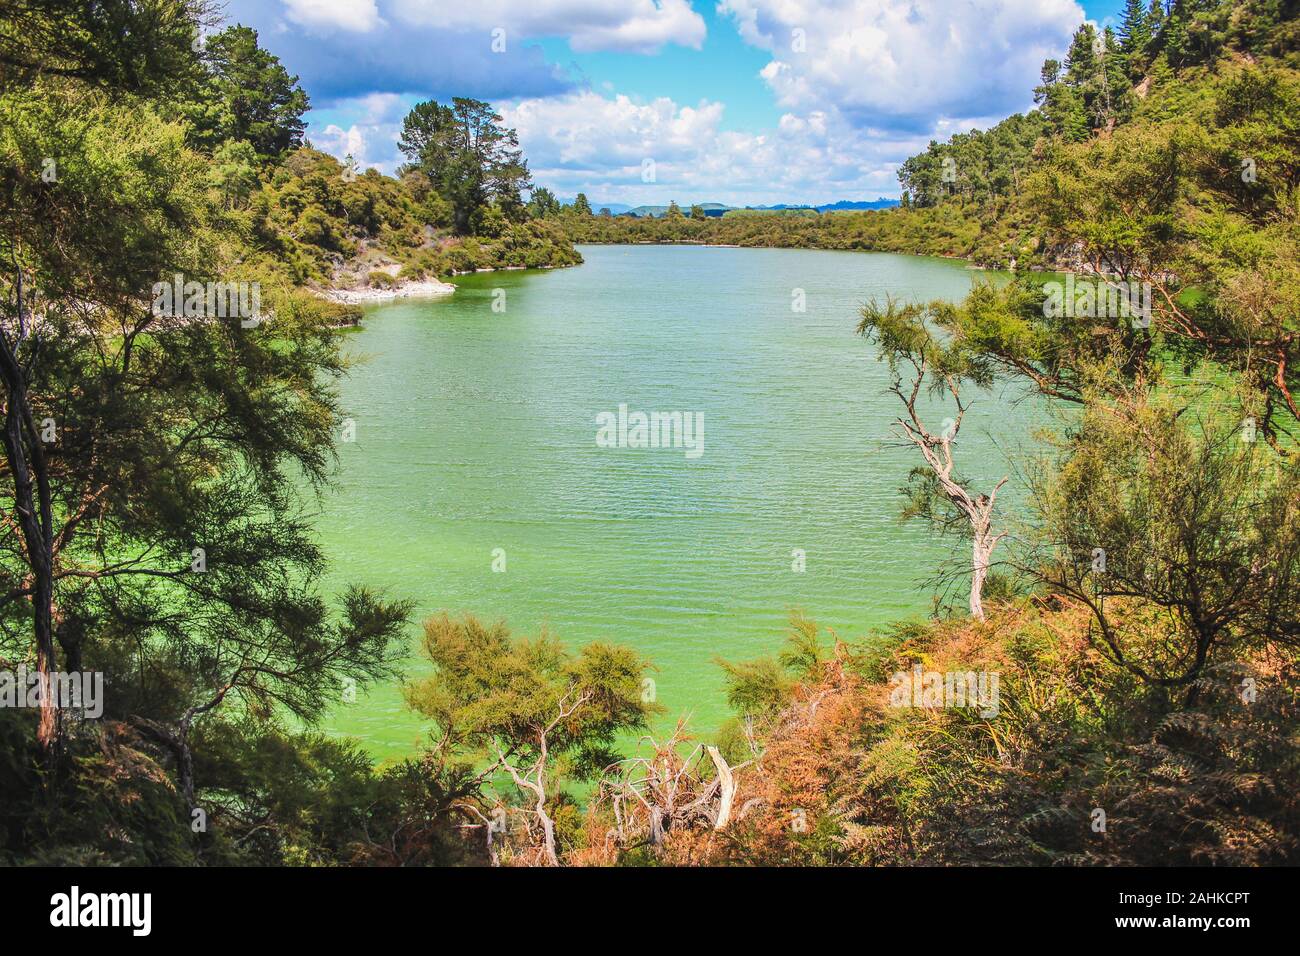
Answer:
[563,0,1298,271]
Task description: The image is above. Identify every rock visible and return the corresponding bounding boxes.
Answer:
[317,278,456,305]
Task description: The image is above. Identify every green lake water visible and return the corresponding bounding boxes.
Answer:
[315,244,1031,761]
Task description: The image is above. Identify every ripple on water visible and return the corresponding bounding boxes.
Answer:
[316,245,1034,759]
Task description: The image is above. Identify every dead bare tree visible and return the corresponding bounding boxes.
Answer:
[860,298,1008,620]
[591,720,752,855]
[891,356,1008,619]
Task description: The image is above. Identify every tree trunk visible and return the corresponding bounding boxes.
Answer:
[970,536,990,620]
[176,725,197,811]
[969,513,998,621]
[706,746,736,830]
[0,271,58,751]
[536,789,558,866]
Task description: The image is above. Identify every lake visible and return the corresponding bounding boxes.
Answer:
[316,244,1030,760]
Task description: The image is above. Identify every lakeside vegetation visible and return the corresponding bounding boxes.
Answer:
[0,0,1297,868]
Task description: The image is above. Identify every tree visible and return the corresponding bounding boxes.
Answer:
[571,193,593,216]
[1019,67,1300,447]
[131,583,408,819]
[858,299,1009,620]
[1035,58,1088,142]
[210,139,259,209]
[405,613,658,865]
[0,0,208,95]
[590,721,747,857]
[1031,393,1300,690]
[1162,1,1192,66]
[1119,0,1153,55]
[185,25,309,162]
[0,3,412,820]
[398,97,532,235]
[1145,0,1166,41]
[527,186,561,219]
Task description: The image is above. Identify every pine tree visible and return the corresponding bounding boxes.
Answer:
[1163,1,1191,67]
[1118,0,1151,53]
[1145,0,1166,46]
[1102,28,1133,123]
[1059,86,1091,142]
[1063,24,1099,84]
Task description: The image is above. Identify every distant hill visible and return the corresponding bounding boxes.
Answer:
[586,202,635,215]
[574,199,901,218]
[753,199,900,212]
[623,203,730,218]
[817,199,899,212]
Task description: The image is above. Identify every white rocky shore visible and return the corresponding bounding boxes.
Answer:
[318,277,455,305]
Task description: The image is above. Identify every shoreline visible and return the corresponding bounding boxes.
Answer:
[574,238,998,268]
[315,260,583,306]
[570,239,1077,273]
[569,238,982,267]
[316,277,456,305]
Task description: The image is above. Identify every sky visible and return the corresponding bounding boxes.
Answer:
[222,0,1127,207]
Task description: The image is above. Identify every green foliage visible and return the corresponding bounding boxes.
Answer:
[2,0,1298,870]
[246,148,581,286]
[840,606,1300,865]
[564,200,1029,268]
[1119,0,1154,58]
[191,717,482,865]
[406,613,660,783]
[527,186,561,219]
[0,0,205,96]
[1032,393,1300,687]
[1022,64,1300,442]
[900,112,1048,206]
[209,139,260,209]
[0,709,195,866]
[399,97,531,235]
[717,656,794,722]
[716,612,832,725]
[183,25,309,163]
[0,1,423,866]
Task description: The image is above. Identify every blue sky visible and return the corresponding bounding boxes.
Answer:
[222,0,1127,206]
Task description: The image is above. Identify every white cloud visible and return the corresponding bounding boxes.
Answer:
[283,0,384,33]
[498,1,1088,204]
[310,93,409,174]
[500,90,925,205]
[719,0,1083,132]
[318,123,366,159]
[392,0,705,53]
[506,92,724,166]
[291,0,1090,205]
